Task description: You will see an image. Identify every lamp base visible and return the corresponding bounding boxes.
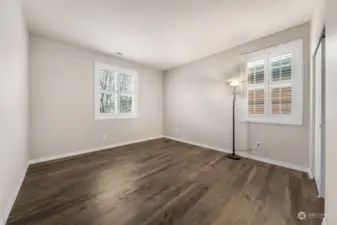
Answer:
[228,153,241,160]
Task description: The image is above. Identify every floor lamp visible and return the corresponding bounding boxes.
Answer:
[227,80,242,160]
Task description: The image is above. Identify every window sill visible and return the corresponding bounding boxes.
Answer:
[240,119,303,126]
[95,114,139,120]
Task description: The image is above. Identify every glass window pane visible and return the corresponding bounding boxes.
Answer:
[119,74,133,93]
[100,70,116,91]
[100,92,115,113]
[120,95,133,113]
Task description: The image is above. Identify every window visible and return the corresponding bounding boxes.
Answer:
[95,61,138,120]
[245,39,303,125]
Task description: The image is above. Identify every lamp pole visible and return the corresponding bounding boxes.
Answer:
[228,86,241,160]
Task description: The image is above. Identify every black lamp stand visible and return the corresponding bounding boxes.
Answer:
[228,86,241,160]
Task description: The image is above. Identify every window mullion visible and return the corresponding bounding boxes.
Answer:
[265,53,270,120]
[115,73,120,115]
[254,66,256,84]
[253,89,256,115]
[247,84,264,89]
[278,88,281,115]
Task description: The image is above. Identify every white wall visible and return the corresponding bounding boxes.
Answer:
[29,34,163,160]
[311,0,326,54]
[309,0,326,178]
[0,0,29,223]
[164,23,310,168]
[324,0,337,223]
[310,0,337,224]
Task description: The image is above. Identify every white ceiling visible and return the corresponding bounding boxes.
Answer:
[23,0,314,70]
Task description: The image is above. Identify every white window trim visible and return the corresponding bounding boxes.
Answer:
[95,61,139,120]
[243,39,303,125]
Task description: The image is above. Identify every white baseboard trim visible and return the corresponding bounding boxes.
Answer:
[1,164,29,225]
[246,152,309,174]
[29,135,164,165]
[165,136,309,174]
[308,170,314,180]
[165,136,227,153]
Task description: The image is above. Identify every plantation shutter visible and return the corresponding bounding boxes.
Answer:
[247,60,265,115]
[270,53,292,115]
[244,39,302,125]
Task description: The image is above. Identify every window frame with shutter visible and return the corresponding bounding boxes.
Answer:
[94,61,138,120]
[244,39,303,125]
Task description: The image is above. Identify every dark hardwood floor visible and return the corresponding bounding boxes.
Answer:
[7,138,324,225]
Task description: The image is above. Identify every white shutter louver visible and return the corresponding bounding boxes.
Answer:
[248,60,265,84]
[271,53,292,81]
[271,87,292,115]
[248,60,265,115]
[270,53,292,116]
[248,89,265,115]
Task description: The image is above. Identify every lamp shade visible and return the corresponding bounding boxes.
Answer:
[228,80,242,87]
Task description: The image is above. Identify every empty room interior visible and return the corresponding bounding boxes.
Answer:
[1,0,337,224]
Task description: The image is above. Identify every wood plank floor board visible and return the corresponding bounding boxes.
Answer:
[6,138,324,225]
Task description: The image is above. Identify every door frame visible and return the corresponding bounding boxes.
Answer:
[312,27,326,198]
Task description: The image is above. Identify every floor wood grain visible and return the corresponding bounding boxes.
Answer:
[7,138,324,225]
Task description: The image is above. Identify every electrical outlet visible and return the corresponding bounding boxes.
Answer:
[253,141,260,154]
[102,134,107,140]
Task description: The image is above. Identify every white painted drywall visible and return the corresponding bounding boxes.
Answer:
[309,0,326,178]
[311,0,326,54]
[29,34,163,160]
[164,23,310,168]
[310,1,337,223]
[324,0,337,223]
[23,0,314,70]
[0,0,29,223]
